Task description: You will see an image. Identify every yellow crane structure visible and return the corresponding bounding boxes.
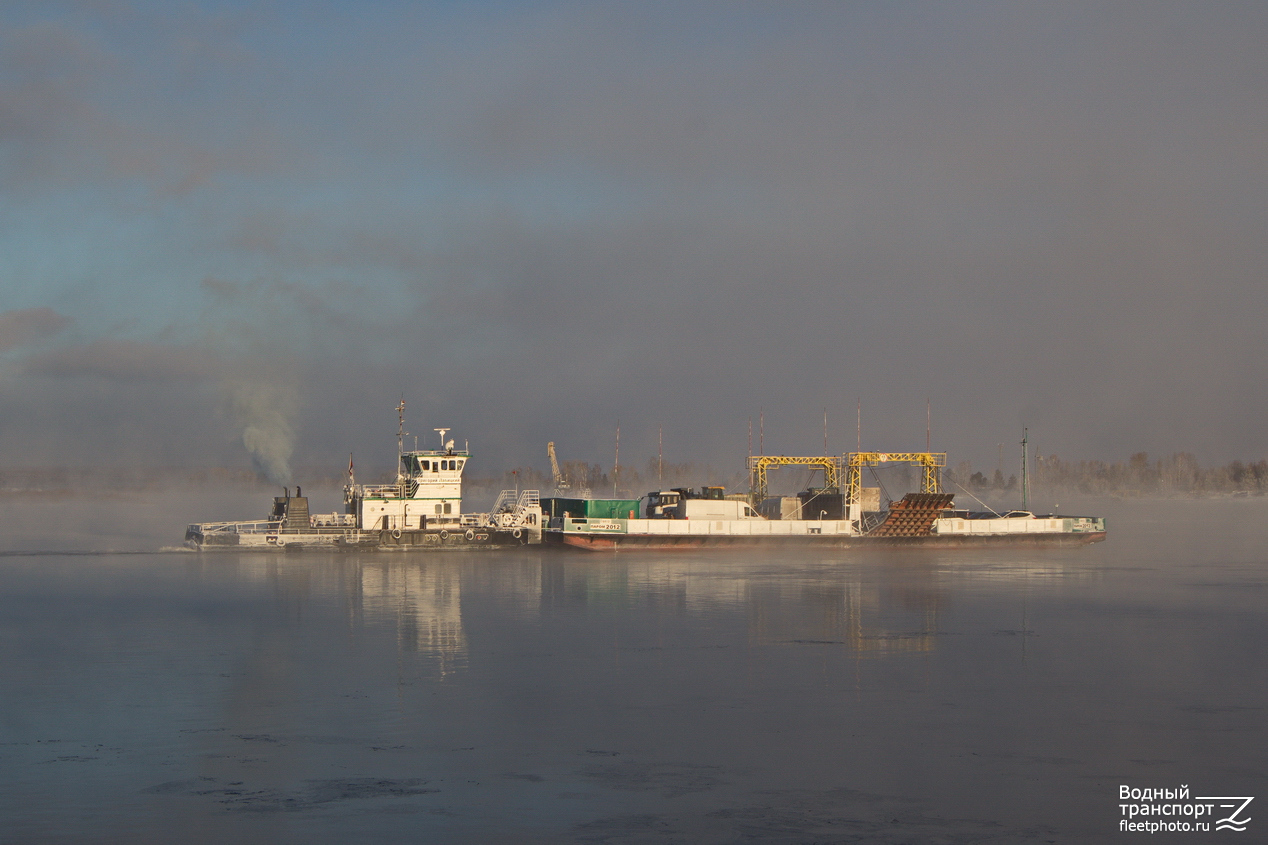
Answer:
[747,455,844,504]
[844,452,946,505]
[547,441,566,492]
[547,441,591,498]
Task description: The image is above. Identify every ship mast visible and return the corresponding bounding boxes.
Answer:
[1021,427,1029,511]
[396,399,407,481]
[658,425,663,485]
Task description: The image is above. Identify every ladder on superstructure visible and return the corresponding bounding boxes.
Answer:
[487,489,542,528]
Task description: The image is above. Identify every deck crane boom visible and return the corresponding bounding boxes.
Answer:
[547,441,592,498]
[547,441,568,493]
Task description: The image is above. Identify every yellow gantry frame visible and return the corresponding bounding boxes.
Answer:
[748,455,844,503]
[748,452,947,507]
[845,452,946,505]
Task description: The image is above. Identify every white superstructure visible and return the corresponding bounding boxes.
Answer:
[354,444,471,532]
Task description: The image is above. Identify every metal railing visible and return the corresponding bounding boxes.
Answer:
[189,520,282,534]
[485,489,542,528]
[190,513,357,534]
[359,482,406,498]
[309,513,357,528]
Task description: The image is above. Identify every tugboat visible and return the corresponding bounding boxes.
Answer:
[185,403,543,551]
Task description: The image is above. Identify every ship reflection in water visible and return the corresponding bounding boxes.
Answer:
[360,561,468,673]
[208,550,1096,682]
[3,498,1264,844]
[225,551,1080,670]
[342,556,978,663]
[538,556,962,655]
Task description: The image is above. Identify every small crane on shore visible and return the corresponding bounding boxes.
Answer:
[547,441,591,498]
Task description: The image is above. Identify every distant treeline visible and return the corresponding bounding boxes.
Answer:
[949,452,1268,496]
[473,458,745,499]
[4,451,1265,498]
[505,451,1268,499]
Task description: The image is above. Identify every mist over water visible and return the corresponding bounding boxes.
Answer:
[2,496,1264,843]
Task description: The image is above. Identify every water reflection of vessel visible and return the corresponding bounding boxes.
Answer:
[545,452,1106,551]
[361,562,467,672]
[186,410,543,551]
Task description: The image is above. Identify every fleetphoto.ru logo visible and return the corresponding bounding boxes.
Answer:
[1120,785,1253,833]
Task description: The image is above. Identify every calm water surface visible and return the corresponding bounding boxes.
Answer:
[2,498,1265,843]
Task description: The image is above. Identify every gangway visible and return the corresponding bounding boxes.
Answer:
[484,489,542,528]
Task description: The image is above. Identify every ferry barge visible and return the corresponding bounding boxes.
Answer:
[544,451,1106,551]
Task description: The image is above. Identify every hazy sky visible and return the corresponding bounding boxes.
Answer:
[2,1,1266,481]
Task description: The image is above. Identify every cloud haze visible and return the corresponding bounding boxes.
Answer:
[1,1,1266,481]
[0,307,68,351]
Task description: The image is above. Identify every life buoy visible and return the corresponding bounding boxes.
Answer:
[391,528,402,539]
[512,528,522,539]
[465,529,475,541]
[439,530,449,540]
[275,536,286,547]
